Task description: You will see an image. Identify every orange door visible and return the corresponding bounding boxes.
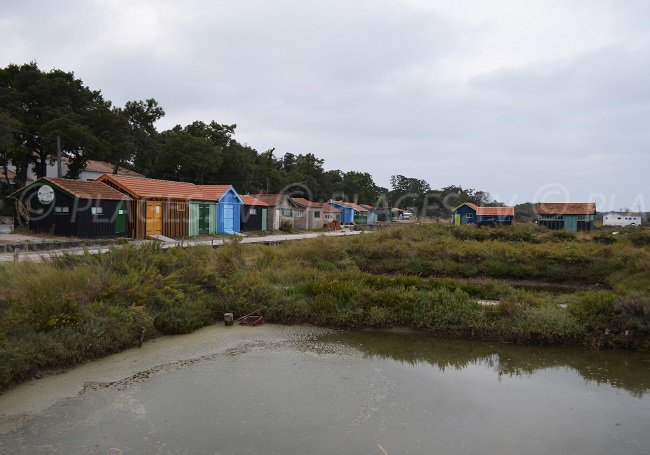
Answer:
[146,202,163,236]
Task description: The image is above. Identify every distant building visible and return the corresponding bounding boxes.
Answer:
[536,202,596,232]
[452,203,514,226]
[5,157,143,183]
[602,212,642,227]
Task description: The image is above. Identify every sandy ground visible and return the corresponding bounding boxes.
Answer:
[0,324,327,434]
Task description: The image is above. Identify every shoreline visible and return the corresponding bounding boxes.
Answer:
[0,324,328,434]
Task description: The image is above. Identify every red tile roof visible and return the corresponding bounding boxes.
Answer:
[536,202,596,215]
[290,197,322,208]
[39,178,131,200]
[98,174,214,201]
[242,195,269,206]
[290,198,341,213]
[322,203,341,213]
[454,202,479,211]
[201,185,232,200]
[332,201,369,212]
[254,194,285,206]
[476,206,515,216]
[84,160,144,177]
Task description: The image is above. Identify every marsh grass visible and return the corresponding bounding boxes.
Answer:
[1,223,649,390]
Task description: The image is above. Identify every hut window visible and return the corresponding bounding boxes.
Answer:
[313,211,321,218]
[283,209,292,217]
[466,213,473,218]
[91,207,104,215]
[54,206,70,214]
[325,213,334,220]
[249,208,257,215]
[294,210,304,218]
[177,205,185,212]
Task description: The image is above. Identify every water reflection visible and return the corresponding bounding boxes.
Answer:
[321,331,650,397]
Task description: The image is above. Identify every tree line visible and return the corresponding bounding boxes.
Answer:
[1,62,506,218]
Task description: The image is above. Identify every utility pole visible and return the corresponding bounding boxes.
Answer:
[56,135,62,178]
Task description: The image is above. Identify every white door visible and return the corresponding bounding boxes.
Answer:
[274,209,281,230]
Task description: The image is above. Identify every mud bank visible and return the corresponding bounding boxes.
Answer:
[0,324,329,434]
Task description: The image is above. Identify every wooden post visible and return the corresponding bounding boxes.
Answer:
[224,313,234,326]
[13,248,20,262]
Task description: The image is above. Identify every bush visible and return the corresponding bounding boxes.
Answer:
[628,229,650,247]
[567,291,615,330]
[280,219,294,233]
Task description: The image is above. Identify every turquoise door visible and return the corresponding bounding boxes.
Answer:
[223,204,234,233]
[261,208,268,231]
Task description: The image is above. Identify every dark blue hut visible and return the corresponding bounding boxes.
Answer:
[10,177,131,238]
[452,203,514,226]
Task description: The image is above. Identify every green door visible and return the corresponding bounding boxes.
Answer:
[454,214,460,225]
[199,203,210,235]
[116,201,126,235]
[261,208,268,231]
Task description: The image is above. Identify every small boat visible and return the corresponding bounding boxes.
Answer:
[239,315,263,326]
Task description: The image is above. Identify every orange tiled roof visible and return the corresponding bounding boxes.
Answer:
[242,195,269,206]
[536,202,596,215]
[290,197,323,208]
[201,185,232,200]
[98,174,214,201]
[254,194,285,206]
[454,202,478,211]
[334,201,369,213]
[291,198,341,213]
[322,203,341,213]
[333,201,368,212]
[41,178,131,201]
[476,206,514,216]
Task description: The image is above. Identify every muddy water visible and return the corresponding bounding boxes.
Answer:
[1,326,649,454]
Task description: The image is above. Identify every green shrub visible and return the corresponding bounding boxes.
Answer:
[567,291,615,330]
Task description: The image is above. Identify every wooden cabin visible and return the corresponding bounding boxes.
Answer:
[452,203,515,226]
[97,174,214,239]
[10,177,131,238]
[240,195,269,232]
[201,185,243,234]
[360,204,379,224]
[327,201,355,224]
[536,202,596,232]
[255,194,297,231]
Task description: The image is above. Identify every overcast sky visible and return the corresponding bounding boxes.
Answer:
[2,0,649,209]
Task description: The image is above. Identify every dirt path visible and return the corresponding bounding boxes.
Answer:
[0,230,364,263]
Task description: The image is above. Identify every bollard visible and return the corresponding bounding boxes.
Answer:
[224,313,234,326]
[14,248,20,263]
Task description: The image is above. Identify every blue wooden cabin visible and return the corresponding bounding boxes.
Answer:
[202,185,243,234]
[452,203,514,226]
[328,200,355,224]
